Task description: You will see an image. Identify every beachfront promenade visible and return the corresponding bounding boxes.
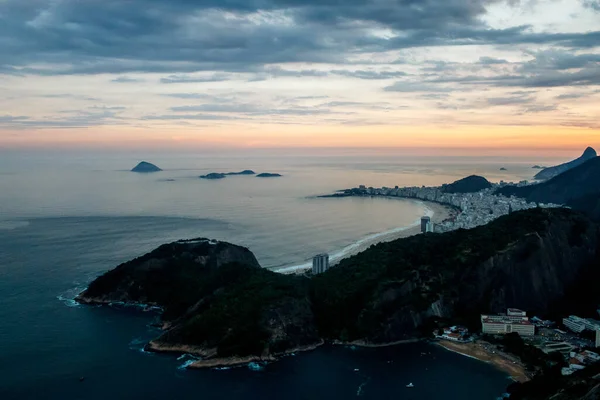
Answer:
[333,184,563,233]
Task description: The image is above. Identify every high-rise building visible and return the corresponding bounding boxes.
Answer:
[421,216,431,233]
[563,316,586,333]
[312,253,330,275]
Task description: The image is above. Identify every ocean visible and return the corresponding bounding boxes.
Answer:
[0,150,564,399]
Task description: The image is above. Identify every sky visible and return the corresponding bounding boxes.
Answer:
[0,0,599,154]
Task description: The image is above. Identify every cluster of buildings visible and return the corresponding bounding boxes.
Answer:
[562,350,600,376]
[481,308,536,337]
[435,326,471,342]
[347,184,561,233]
[562,315,600,334]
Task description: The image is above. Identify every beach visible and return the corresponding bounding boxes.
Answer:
[275,199,455,274]
[436,340,530,383]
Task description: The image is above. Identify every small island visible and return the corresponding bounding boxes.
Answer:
[499,167,507,171]
[200,173,227,180]
[200,170,256,180]
[532,165,545,169]
[226,170,256,176]
[256,173,282,178]
[131,161,162,173]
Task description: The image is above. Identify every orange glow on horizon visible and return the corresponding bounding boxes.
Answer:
[2,124,599,157]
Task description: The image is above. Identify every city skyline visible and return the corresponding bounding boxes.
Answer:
[1,0,599,153]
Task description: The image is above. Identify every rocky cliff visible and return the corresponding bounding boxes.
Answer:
[534,147,597,180]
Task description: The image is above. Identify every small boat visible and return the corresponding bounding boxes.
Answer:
[406,383,414,388]
[354,368,360,372]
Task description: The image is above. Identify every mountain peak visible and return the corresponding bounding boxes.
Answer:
[582,147,597,158]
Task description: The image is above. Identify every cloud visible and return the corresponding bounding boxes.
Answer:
[0,109,124,129]
[111,76,144,83]
[582,0,600,11]
[384,81,457,93]
[486,94,533,106]
[1,0,599,77]
[160,73,233,84]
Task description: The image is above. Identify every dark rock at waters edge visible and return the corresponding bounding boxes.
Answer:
[200,171,256,180]
[200,173,227,180]
[131,161,162,173]
[534,147,596,180]
[500,167,507,171]
[256,173,282,178]
[78,208,600,369]
[441,175,492,194]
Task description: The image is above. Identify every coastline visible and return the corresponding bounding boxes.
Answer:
[334,338,422,348]
[147,339,326,370]
[435,340,529,383]
[275,198,456,274]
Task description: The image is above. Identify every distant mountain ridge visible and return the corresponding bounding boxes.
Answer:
[496,157,600,221]
[534,147,597,180]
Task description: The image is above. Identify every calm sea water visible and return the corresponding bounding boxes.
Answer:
[0,150,563,399]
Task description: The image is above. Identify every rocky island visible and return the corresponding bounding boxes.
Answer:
[256,173,282,178]
[200,173,227,180]
[200,170,256,180]
[131,161,162,173]
[77,208,600,371]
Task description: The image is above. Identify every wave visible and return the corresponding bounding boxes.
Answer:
[274,203,433,274]
[56,286,87,307]
[177,354,200,370]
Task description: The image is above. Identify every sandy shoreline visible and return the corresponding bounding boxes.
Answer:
[275,199,456,274]
[435,340,530,383]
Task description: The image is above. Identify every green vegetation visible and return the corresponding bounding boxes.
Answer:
[311,208,561,341]
[159,263,312,357]
[82,208,599,361]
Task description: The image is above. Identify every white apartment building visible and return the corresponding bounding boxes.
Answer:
[312,253,330,275]
[563,316,587,333]
[481,309,535,337]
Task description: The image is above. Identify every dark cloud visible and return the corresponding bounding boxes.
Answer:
[486,94,533,106]
[384,81,459,93]
[0,109,124,129]
[520,104,558,113]
[1,0,599,77]
[582,0,600,11]
[111,76,144,83]
[329,69,408,80]
[555,92,588,100]
[160,73,233,84]
[478,56,508,65]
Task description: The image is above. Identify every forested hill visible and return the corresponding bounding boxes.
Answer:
[496,157,600,221]
[78,208,600,365]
